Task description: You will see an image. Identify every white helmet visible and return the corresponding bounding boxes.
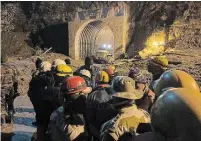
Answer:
[52,59,66,68]
[40,61,51,72]
[80,69,91,79]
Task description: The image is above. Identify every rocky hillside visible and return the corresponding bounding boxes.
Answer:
[2,2,200,59]
[1,2,201,96]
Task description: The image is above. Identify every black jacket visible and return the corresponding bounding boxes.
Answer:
[86,88,118,132]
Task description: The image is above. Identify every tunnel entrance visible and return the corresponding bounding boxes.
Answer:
[69,5,128,60]
[78,20,114,59]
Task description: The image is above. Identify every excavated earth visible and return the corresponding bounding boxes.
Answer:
[116,48,201,89]
[2,47,200,100]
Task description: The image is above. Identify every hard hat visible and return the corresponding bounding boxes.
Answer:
[61,76,92,95]
[111,76,143,100]
[108,65,116,72]
[40,61,51,72]
[80,69,91,79]
[96,71,109,83]
[104,67,115,76]
[55,64,73,77]
[149,56,168,69]
[151,88,201,138]
[129,68,151,84]
[128,67,141,78]
[154,69,200,97]
[52,59,66,68]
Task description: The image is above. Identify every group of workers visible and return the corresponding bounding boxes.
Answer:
[28,55,201,141]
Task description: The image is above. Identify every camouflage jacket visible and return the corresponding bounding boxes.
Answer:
[100,104,151,141]
[49,106,88,141]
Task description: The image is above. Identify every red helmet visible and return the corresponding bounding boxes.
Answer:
[61,76,91,94]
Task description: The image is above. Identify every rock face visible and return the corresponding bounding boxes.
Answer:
[1,57,36,97]
[126,1,201,56]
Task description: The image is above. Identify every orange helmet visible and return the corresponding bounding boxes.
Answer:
[61,76,91,94]
[154,69,200,97]
[104,67,114,76]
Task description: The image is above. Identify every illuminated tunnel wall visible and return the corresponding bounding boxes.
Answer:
[79,20,114,58]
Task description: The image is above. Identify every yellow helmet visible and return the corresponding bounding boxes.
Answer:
[154,69,200,97]
[55,64,73,77]
[40,61,51,72]
[96,71,109,83]
[150,56,168,69]
[151,88,201,138]
[52,59,66,68]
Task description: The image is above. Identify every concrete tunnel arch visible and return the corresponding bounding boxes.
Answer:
[74,20,115,59]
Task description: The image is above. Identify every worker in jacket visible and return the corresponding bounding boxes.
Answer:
[76,56,100,89]
[100,76,150,141]
[128,68,155,112]
[86,88,117,140]
[48,76,92,141]
[118,88,201,141]
[28,61,54,141]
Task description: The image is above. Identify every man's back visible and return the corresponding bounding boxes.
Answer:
[49,106,88,141]
[86,89,117,133]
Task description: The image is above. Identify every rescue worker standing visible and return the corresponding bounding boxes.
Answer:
[42,64,74,124]
[100,76,150,141]
[76,56,94,73]
[28,61,54,141]
[53,64,73,89]
[32,57,43,77]
[128,68,155,112]
[76,56,99,89]
[118,88,201,141]
[49,76,92,141]
[86,88,118,140]
[135,75,155,112]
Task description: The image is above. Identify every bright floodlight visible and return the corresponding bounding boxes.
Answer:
[103,44,107,48]
[108,44,112,49]
[159,41,165,46]
[153,41,159,46]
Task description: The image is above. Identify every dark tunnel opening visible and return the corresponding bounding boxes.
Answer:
[30,23,69,56]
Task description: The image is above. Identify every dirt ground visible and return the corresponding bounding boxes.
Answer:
[115,47,201,89]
